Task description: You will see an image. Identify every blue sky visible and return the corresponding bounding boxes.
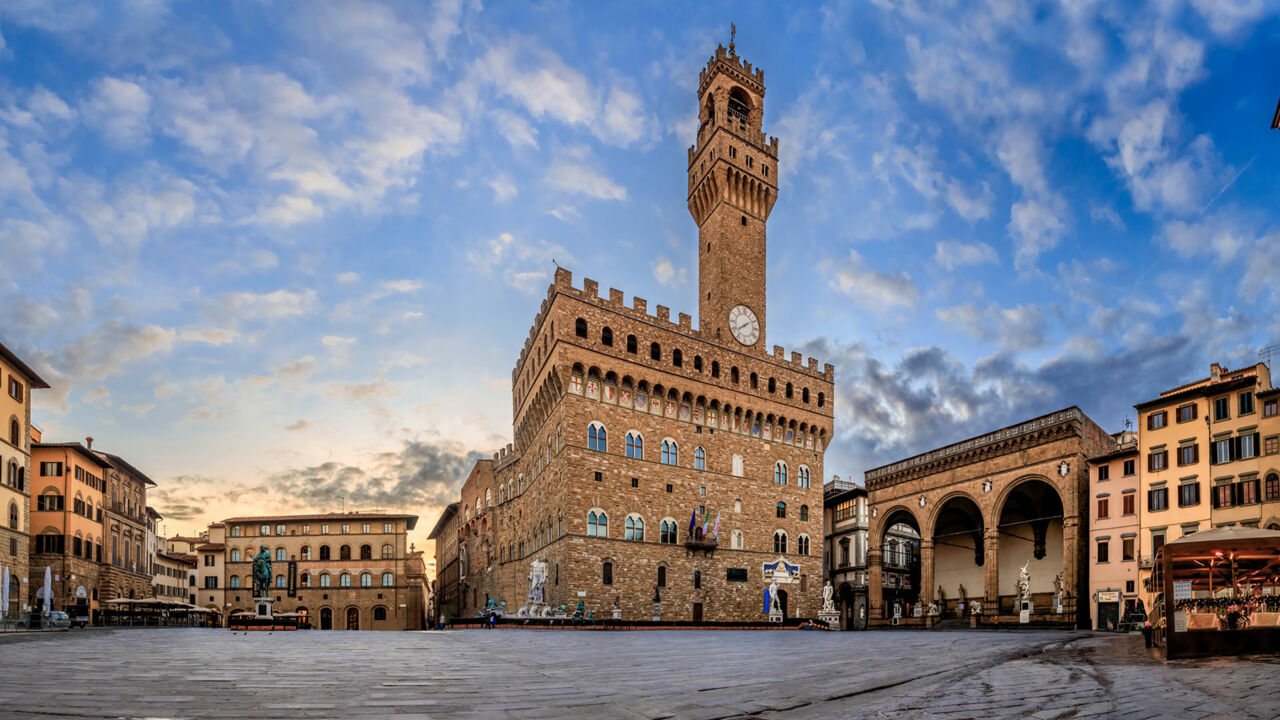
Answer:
[2,1,1278,550]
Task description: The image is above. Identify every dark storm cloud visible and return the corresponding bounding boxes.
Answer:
[266,439,486,511]
[802,333,1213,479]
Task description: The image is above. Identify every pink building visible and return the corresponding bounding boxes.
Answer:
[1087,432,1141,630]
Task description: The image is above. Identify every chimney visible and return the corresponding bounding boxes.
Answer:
[85,436,94,450]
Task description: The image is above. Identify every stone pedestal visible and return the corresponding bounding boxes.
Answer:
[1053,596,1063,614]
[255,597,274,620]
[653,603,661,622]
[818,611,840,630]
[1019,600,1031,624]
[769,608,783,624]
[612,606,622,621]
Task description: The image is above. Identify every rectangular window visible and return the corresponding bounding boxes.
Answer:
[1097,498,1109,519]
[1214,483,1233,509]
[1239,391,1254,415]
[341,524,350,534]
[204,554,215,566]
[1152,532,1166,557]
[1148,487,1168,511]
[1122,538,1135,562]
[362,523,370,534]
[1122,493,1135,515]
[1176,403,1197,423]
[1177,444,1198,466]
[1213,439,1232,464]
[384,523,392,533]
[321,525,329,534]
[8,377,23,402]
[39,462,63,477]
[276,524,287,536]
[1126,580,1135,593]
[726,568,748,582]
[204,576,218,589]
[1097,465,1110,482]
[1238,479,1258,505]
[1178,482,1200,507]
[1148,451,1168,472]
[1240,433,1258,459]
[1148,411,1167,430]
[1214,397,1230,421]
[1097,540,1109,563]
[1265,436,1279,455]
[1264,398,1278,417]
[594,472,602,482]
[1123,459,1135,476]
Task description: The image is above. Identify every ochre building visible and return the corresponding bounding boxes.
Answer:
[434,41,834,624]
[1,341,49,617]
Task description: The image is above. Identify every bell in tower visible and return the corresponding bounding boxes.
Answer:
[687,34,778,351]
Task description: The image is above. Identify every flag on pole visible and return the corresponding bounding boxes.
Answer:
[713,512,721,539]
[701,508,709,534]
[688,508,697,535]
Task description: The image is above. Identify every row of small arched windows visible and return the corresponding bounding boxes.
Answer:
[228,571,394,589]
[574,318,826,407]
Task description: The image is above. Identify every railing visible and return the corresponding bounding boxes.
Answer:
[866,408,1079,483]
[824,479,858,497]
[684,537,718,551]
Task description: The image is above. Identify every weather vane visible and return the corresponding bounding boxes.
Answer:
[730,23,736,51]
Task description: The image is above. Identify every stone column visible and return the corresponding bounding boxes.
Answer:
[1062,513,1080,626]
[867,548,883,621]
[983,528,1000,612]
[919,539,935,607]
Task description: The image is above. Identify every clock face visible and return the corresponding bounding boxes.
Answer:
[728,305,759,346]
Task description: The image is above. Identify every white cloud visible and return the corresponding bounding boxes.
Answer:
[1008,198,1066,272]
[178,327,238,345]
[490,109,539,149]
[545,155,626,201]
[651,257,687,288]
[487,174,517,203]
[827,250,919,310]
[336,272,360,284]
[217,289,318,321]
[936,302,1047,352]
[120,403,155,418]
[934,241,998,271]
[82,77,151,146]
[468,231,568,294]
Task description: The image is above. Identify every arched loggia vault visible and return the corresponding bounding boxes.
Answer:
[929,493,985,616]
[995,477,1065,614]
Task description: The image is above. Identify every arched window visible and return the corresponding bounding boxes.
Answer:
[768,377,776,393]
[602,561,613,585]
[319,545,331,560]
[588,423,607,452]
[694,570,701,589]
[693,355,703,372]
[320,572,331,587]
[818,392,825,408]
[800,504,809,521]
[9,418,18,447]
[381,544,393,559]
[774,461,788,484]
[711,361,720,378]
[382,572,394,586]
[732,454,744,477]
[731,367,739,383]
[230,575,240,588]
[575,318,587,338]
[276,547,286,561]
[660,519,678,544]
[731,530,743,549]
[802,388,810,403]
[694,447,706,471]
[360,544,372,560]
[657,565,666,587]
[672,349,683,367]
[797,535,810,555]
[776,502,787,519]
[785,382,793,398]
[339,545,351,560]
[626,335,637,354]
[750,373,758,389]
[728,86,752,120]
[373,606,388,621]
[650,342,661,361]
[498,484,505,503]
[7,501,16,529]
[601,327,613,346]
[797,466,811,488]
[300,545,311,560]
[339,573,351,587]
[276,574,286,588]
[661,440,678,466]
[300,572,311,587]
[587,510,608,538]
[360,572,372,587]
[508,479,514,498]
[625,432,643,459]
[625,514,644,541]
[774,530,788,554]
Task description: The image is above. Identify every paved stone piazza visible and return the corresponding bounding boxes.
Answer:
[2,629,1277,719]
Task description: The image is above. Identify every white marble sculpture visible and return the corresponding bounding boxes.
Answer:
[1052,571,1064,599]
[1017,562,1031,601]
[821,581,835,614]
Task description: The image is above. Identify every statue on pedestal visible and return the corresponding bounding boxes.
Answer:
[251,545,272,598]
[821,581,835,614]
[1017,563,1031,601]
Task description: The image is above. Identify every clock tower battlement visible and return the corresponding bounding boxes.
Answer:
[687,39,776,351]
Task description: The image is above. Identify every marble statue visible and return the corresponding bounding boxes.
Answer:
[821,581,835,614]
[927,602,939,616]
[768,579,781,614]
[970,599,982,615]
[528,558,547,604]
[1017,563,1031,601]
[1052,571,1064,598]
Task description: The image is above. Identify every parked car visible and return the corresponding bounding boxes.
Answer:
[64,605,90,628]
[16,611,70,630]
[45,611,71,630]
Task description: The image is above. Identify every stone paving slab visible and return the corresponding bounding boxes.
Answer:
[1,628,1276,719]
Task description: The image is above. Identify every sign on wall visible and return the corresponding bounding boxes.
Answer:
[287,561,297,597]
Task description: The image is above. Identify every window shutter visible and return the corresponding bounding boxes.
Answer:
[1146,414,1154,430]
[1191,443,1199,463]
[1191,404,1197,419]
[1252,432,1261,456]
[1232,436,1242,462]
[1147,489,1154,511]
[1193,483,1200,505]
[1147,454,1154,472]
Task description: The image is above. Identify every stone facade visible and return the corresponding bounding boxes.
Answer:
[29,441,112,613]
[434,41,835,624]
[865,407,1115,629]
[823,479,869,629]
[96,451,156,601]
[1086,434,1141,631]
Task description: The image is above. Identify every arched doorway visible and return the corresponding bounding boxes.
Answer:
[838,583,864,630]
[997,479,1064,616]
[319,607,333,630]
[296,606,309,628]
[346,606,360,630]
[932,495,985,616]
[776,589,788,618]
[880,509,921,619]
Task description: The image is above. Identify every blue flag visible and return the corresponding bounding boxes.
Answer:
[689,508,697,535]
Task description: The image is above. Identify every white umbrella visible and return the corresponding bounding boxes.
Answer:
[43,566,52,613]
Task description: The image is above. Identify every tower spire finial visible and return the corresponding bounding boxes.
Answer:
[729,22,736,53]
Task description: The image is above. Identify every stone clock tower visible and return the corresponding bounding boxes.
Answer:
[687,39,778,350]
